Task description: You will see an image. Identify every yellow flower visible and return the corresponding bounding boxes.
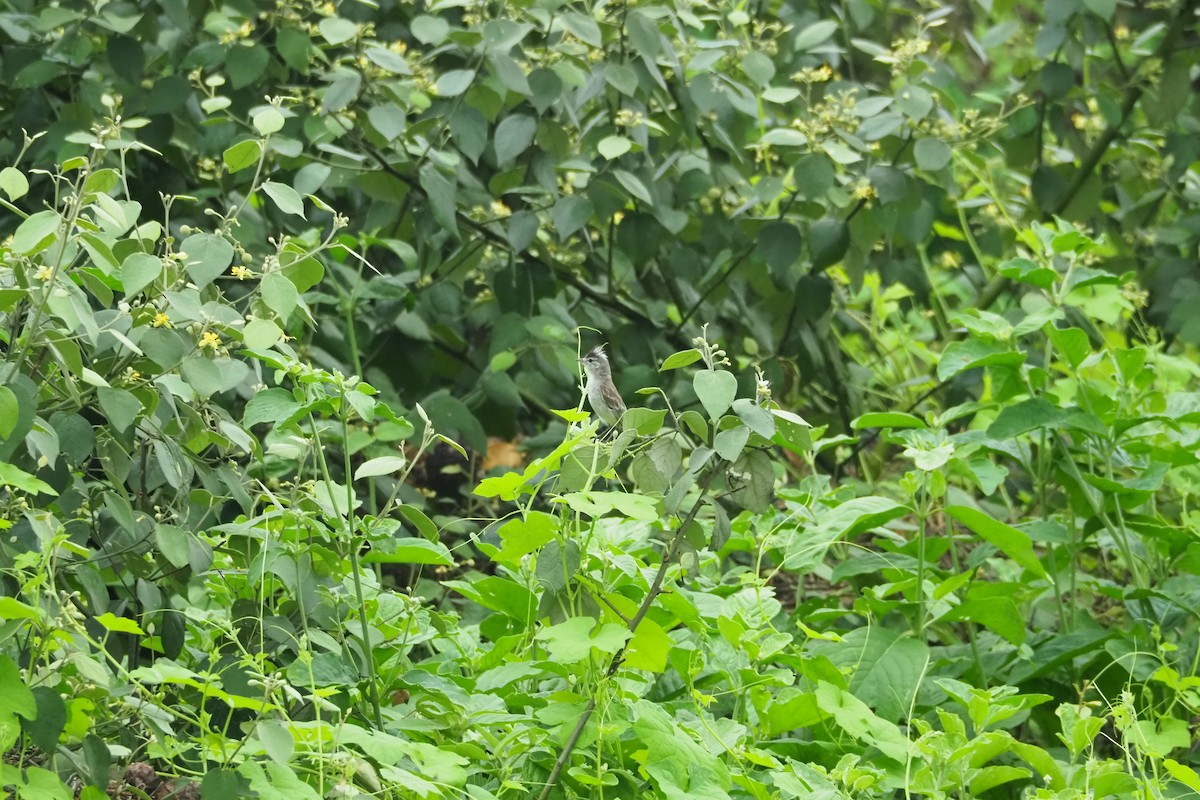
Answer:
[35,266,53,282]
[490,200,512,219]
[230,265,253,280]
[199,331,221,350]
[152,312,172,328]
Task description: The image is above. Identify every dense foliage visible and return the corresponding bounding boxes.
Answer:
[2,0,1199,798]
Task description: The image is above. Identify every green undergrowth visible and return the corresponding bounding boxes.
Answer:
[2,137,1200,799]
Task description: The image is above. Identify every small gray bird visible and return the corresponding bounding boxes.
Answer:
[579,346,626,428]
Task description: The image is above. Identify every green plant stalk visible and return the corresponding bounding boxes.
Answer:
[535,465,719,800]
[308,411,385,729]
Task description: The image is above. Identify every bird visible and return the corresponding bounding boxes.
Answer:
[579,346,627,429]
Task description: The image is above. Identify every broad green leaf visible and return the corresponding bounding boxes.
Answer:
[493,115,537,165]
[814,681,909,762]
[795,20,839,51]
[363,537,454,566]
[945,505,1047,577]
[262,180,306,217]
[12,210,61,254]
[632,700,732,800]
[95,612,145,635]
[243,388,301,428]
[119,252,161,297]
[261,271,299,318]
[813,627,929,722]
[0,166,29,201]
[660,349,702,370]
[987,397,1064,438]
[0,466,52,498]
[318,16,357,44]
[598,135,632,160]
[937,339,1025,381]
[621,407,666,435]
[181,233,235,288]
[808,217,849,270]
[354,456,407,479]
[253,108,285,136]
[222,139,262,173]
[242,318,282,350]
[0,654,36,719]
[435,69,476,97]
[914,137,952,170]
[757,221,802,274]
[96,387,141,433]
[694,370,737,421]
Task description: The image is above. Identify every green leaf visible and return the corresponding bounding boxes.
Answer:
[411,15,449,45]
[354,456,407,479]
[741,51,775,86]
[808,217,849,270]
[914,137,952,170]
[1082,0,1116,19]
[758,221,803,274]
[253,108,285,136]
[243,388,301,428]
[895,84,934,119]
[943,596,1026,645]
[319,16,357,44]
[262,180,306,217]
[222,139,262,173]
[814,627,929,722]
[632,700,733,799]
[815,681,910,762]
[0,654,36,720]
[12,210,61,254]
[714,426,749,461]
[97,387,141,434]
[242,318,282,350]
[368,103,406,141]
[493,115,537,165]
[852,412,926,429]
[694,370,738,421]
[999,257,1057,288]
[419,163,459,236]
[660,349,702,370]
[987,397,1064,438]
[119,252,161,297]
[494,512,557,564]
[945,505,1047,577]
[288,652,358,688]
[95,612,145,635]
[784,496,906,573]
[227,43,268,89]
[23,687,66,753]
[551,195,592,239]
[181,233,234,288]
[621,407,666,435]
[0,386,19,439]
[363,537,455,566]
[155,524,192,568]
[261,271,300,319]
[0,166,29,201]
[598,135,632,160]
[535,617,630,663]
[795,20,839,51]
[0,462,56,496]
[937,338,1025,381]
[435,69,476,97]
[732,399,774,438]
